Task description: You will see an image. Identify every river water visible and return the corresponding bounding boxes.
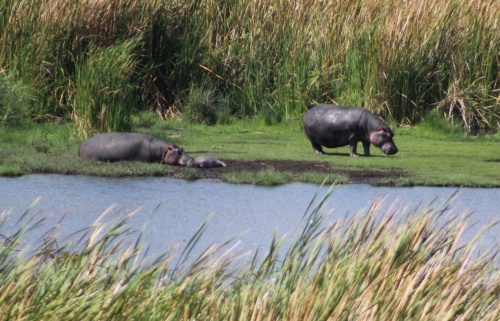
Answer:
[1,175,499,262]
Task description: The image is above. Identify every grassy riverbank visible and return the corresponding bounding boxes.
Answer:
[1,193,499,321]
[0,115,499,187]
[1,0,499,187]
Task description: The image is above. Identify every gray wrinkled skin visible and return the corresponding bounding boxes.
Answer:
[78,132,188,165]
[186,156,226,168]
[303,104,398,157]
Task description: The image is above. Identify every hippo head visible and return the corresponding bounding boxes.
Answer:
[163,145,193,166]
[369,125,398,155]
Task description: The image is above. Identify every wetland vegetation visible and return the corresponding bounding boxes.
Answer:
[1,0,499,135]
[1,190,499,321]
[1,1,499,318]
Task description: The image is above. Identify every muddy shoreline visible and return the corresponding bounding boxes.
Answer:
[175,159,410,185]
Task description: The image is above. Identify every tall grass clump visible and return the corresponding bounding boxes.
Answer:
[371,0,500,132]
[182,81,233,125]
[1,0,499,132]
[0,0,187,135]
[1,191,499,320]
[182,0,500,130]
[72,37,142,139]
[0,71,36,126]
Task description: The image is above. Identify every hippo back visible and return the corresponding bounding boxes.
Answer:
[79,133,160,162]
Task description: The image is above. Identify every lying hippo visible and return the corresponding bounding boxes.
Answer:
[187,156,226,168]
[165,147,226,168]
[78,132,191,165]
[303,104,398,157]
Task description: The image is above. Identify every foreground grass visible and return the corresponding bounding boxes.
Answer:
[1,192,499,320]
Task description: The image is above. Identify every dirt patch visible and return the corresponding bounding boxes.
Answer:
[180,159,409,185]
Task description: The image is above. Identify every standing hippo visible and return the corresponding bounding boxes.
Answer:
[79,132,191,165]
[303,104,398,157]
[187,156,227,168]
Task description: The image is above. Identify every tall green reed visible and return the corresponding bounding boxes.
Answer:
[1,0,499,132]
[0,0,188,132]
[184,0,500,129]
[73,37,142,139]
[0,72,36,126]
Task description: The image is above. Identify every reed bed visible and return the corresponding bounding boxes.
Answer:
[1,0,499,133]
[1,190,499,320]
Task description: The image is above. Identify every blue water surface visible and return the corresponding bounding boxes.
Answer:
[1,175,499,262]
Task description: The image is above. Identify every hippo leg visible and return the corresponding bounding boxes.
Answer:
[349,143,359,157]
[311,142,324,155]
[350,141,371,157]
[362,141,371,156]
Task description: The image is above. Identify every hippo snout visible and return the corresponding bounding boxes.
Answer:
[381,142,398,155]
[178,154,194,166]
[164,146,194,166]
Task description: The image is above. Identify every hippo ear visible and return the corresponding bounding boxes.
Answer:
[379,126,393,137]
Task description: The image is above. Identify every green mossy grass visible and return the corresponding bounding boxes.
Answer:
[298,172,352,185]
[221,168,294,186]
[1,116,499,187]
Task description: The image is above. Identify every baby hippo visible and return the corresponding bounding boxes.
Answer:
[164,148,226,168]
[187,156,226,168]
